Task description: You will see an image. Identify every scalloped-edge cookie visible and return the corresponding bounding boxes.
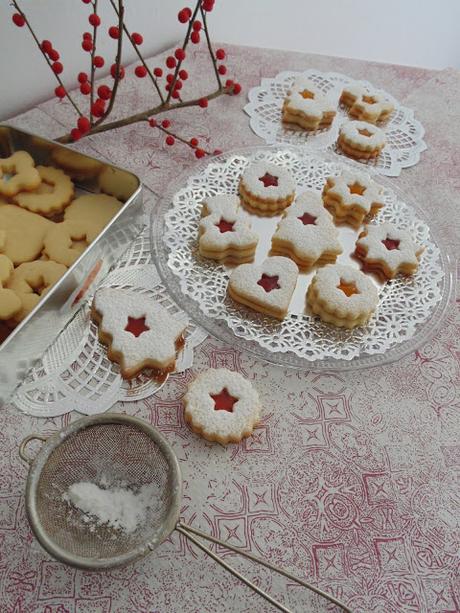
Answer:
[199,210,259,264]
[337,120,386,160]
[239,161,295,216]
[340,84,394,124]
[282,76,337,131]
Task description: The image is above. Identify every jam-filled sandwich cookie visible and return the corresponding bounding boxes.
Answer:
[228,256,298,320]
[322,170,385,227]
[340,85,394,124]
[271,191,342,269]
[0,151,41,197]
[92,287,187,380]
[239,161,295,216]
[282,76,336,131]
[199,210,258,264]
[13,166,74,217]
[337,121,386,160]
[307,263,379,329]
[0,255,22,320]
[354,222,424,280]
[184,368,261,445]
[201,194,240,218]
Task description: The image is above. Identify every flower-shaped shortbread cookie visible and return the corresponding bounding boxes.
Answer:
[201,194,240,218]
[282,76,337,131]
[337,120,386,160]
[92,287,187,379]
[0,151,41,197]
[354,222,424,280]
[0,254,22,320]
[13,166,74,216]
[322,170,385,227]
[239,161,296,215]
[199,209,259,264]
[271,191,342,268]
[307,263,379,329]
[184,368,261,444]
[340,84,394,124]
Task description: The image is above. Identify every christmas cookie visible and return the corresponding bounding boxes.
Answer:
[0,255,22,320]
[92,287,187,379]
[354,222,424,279]
[51,147,103,180]
[340,85,394,124]
[64,194,123,241]
[322,170,385,228]
[199,210,259,264]
[282,76,336,131]
[13,166,74,216]
[43,220,90,267]
[98,166,139,201]
[337,121,386,160]
[239,161,295,216]
[271,191,342,269]
[184,368,261,445]
[228,256,298,320]
[0,204,53,265]
[0,151,41,197]
[307,263,379,329]
[201,194,240,218]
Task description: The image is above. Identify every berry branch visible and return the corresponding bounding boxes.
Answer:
[88,0,100,123]
[200,4,223,89]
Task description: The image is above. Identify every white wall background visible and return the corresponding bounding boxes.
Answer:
[1,0,459,120]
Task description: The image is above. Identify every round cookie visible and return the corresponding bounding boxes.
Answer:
[0,254,22,320]
[0,204,53,265]
[239,161,295,215]
[337,121,386,160]
[51,147,103,180]
[0,151,41,197]
[13,166,74,216]
[184,368,261,445]
[43,220,90,267]
[64,194,123,242]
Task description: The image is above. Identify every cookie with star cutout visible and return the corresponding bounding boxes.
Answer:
[354,222,424,280]
[198,208,259,264]
[239,161,296,216]
[92,287,187,380]
[184,368,262,444]
[337,120,386,160]
[282,76,337,131]
[270,191,342,269]
[340,84,394,124]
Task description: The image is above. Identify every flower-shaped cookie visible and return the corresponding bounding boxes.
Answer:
[307,263,379,328]
[64,194,123,242]
[354,222,424,279]
[271,191,342,268]
[0,204,53,265]
[13,166,74,216]
[322,170,385,227]
[282,76,337,131]
[184,368,261,444]
[92,287,187,379]
[0,254,22,320]
[43,220,90,267]
[0,151,41,197]
[201,194,240,218]
[228,255,298,320]
[199,210,259,264]
[337,120,386,160]
[340,84,394,124]
[239,161,296,215]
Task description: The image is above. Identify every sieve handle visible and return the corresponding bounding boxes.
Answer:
[19,434,48,465]
[176,522,351,613]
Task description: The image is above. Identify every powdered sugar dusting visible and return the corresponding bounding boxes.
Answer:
[240,161,295,200]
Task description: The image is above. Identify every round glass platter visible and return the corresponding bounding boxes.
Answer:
[151,146,454,371]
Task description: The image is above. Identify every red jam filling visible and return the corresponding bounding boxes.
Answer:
[257,274,280,293]
[258,172,279,188]
[124,316,150,337]
[382,237,400,251]
[298,212,317,225]
[216,218,235,233]
[211,388,238,412]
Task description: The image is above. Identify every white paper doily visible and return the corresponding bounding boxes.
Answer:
[12,229,207,417]
[244,69,427,177]
[153,146,452,371]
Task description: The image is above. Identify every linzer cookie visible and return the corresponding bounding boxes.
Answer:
[337,121,386,160]
[92,287,187,379]
[228,256,298,320]
[340,84,394,124]
[0,151,41,197]
[354,222,424,279]
[282,76,336,131]
[184,368,262,445]
[307,263,379,329]
[271,191,342,269]
[199,210,258,264]
[322,170,385,227]
[201,194,240,218]
[239,161,295,216]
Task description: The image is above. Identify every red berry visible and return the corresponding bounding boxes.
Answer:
[135,65,147,78]
[131,32,143,45]
[175,48,186,61]
[171,90,180,99]
[97,85,111,100]
[52,61,63,74]
[192,20,202,31]
[233,83,242,95]
[12,13,25,27]
[82,39,93,52]
[166,73,174,84]
[154,67,163,78]
[161,119,171,128]
[83,32,92,40]
[55,85,66,99]
[70,128,82,142]
[41,40,53,54]
[48,49,60,61]
[110,63,125,79]
[108,26,119,39]
[178,8,192,23]
[225,79,234,88]
[195,148,206,158]
[165,136,175,146]
[81,0,91,3]
[179,69,188,80]
[218,65,227,75]
[198,97,208,108]
[80,82,91,95]
[166,56,176,69]
[148,118,157,127]
[190,31,200,44]
[93,56,104,68]
[165,83,171,92]
[202,0,215,11]
[91,100,105,117]
[77,117,91,133]
[213,149,223,155]
[174,79,183,90]
[190,137,199,147]
[78,71,88,84]
[89,14,101,27]
[216,48,225,60]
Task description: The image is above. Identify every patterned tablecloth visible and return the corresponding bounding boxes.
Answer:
[2,43,460,613]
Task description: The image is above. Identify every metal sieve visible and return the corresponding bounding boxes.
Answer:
[20,413,351,613]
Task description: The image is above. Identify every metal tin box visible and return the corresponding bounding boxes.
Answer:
[0,125,144,405]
